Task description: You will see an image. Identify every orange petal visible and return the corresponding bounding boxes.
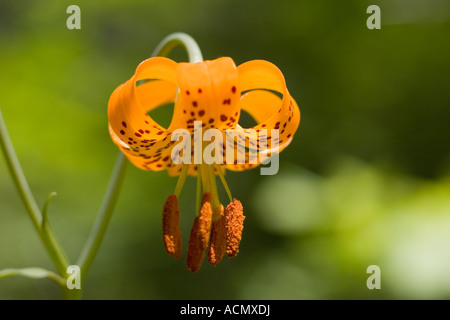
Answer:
[221,60,301,172]
[108,57,181,172]
[168,57,241,132]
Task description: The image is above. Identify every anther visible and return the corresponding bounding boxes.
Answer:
[187,192,213,272]
[225,199,245,258]
[208,205,226,266]
[162,194,182,259]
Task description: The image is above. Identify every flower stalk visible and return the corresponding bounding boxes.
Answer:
[0,32,205,299]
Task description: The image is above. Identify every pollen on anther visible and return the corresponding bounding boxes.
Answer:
[162,195,182,259]
[208,205,226,266]
[225,199,245,258]
[186,192,213,272]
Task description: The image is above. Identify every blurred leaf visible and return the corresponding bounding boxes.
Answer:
[0,267,65,286]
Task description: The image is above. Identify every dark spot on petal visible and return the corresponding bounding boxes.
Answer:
[220,115,228,121]
[198,110,205,117]
[122,121,127,128]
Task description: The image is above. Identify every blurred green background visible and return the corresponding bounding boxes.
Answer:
[1,0,450,299]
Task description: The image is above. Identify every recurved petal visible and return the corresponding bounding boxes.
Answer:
[108,57,182,172]
[222,60,300,172]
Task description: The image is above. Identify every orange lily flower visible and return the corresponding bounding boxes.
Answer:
[108,56,300,272]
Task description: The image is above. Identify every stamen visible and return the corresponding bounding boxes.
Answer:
[195,167,202,216]
[162,194,182,259]
[174,164,189,197]
[207,164,220,213]
[208,204,226,266]
[186,192,213,272]
[216,165,233,202]
[225,199,245,258]
[200,163,211,193]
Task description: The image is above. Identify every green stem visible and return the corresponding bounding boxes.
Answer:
[76,152,127,282]
[0,108,70,276]
[152,32,204,63]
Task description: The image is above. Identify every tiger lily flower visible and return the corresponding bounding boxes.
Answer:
[108,56,300,272]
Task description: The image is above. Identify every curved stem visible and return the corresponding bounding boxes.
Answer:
[152,32,204,63]
[0,108,70,275]
[76,152,127,282]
